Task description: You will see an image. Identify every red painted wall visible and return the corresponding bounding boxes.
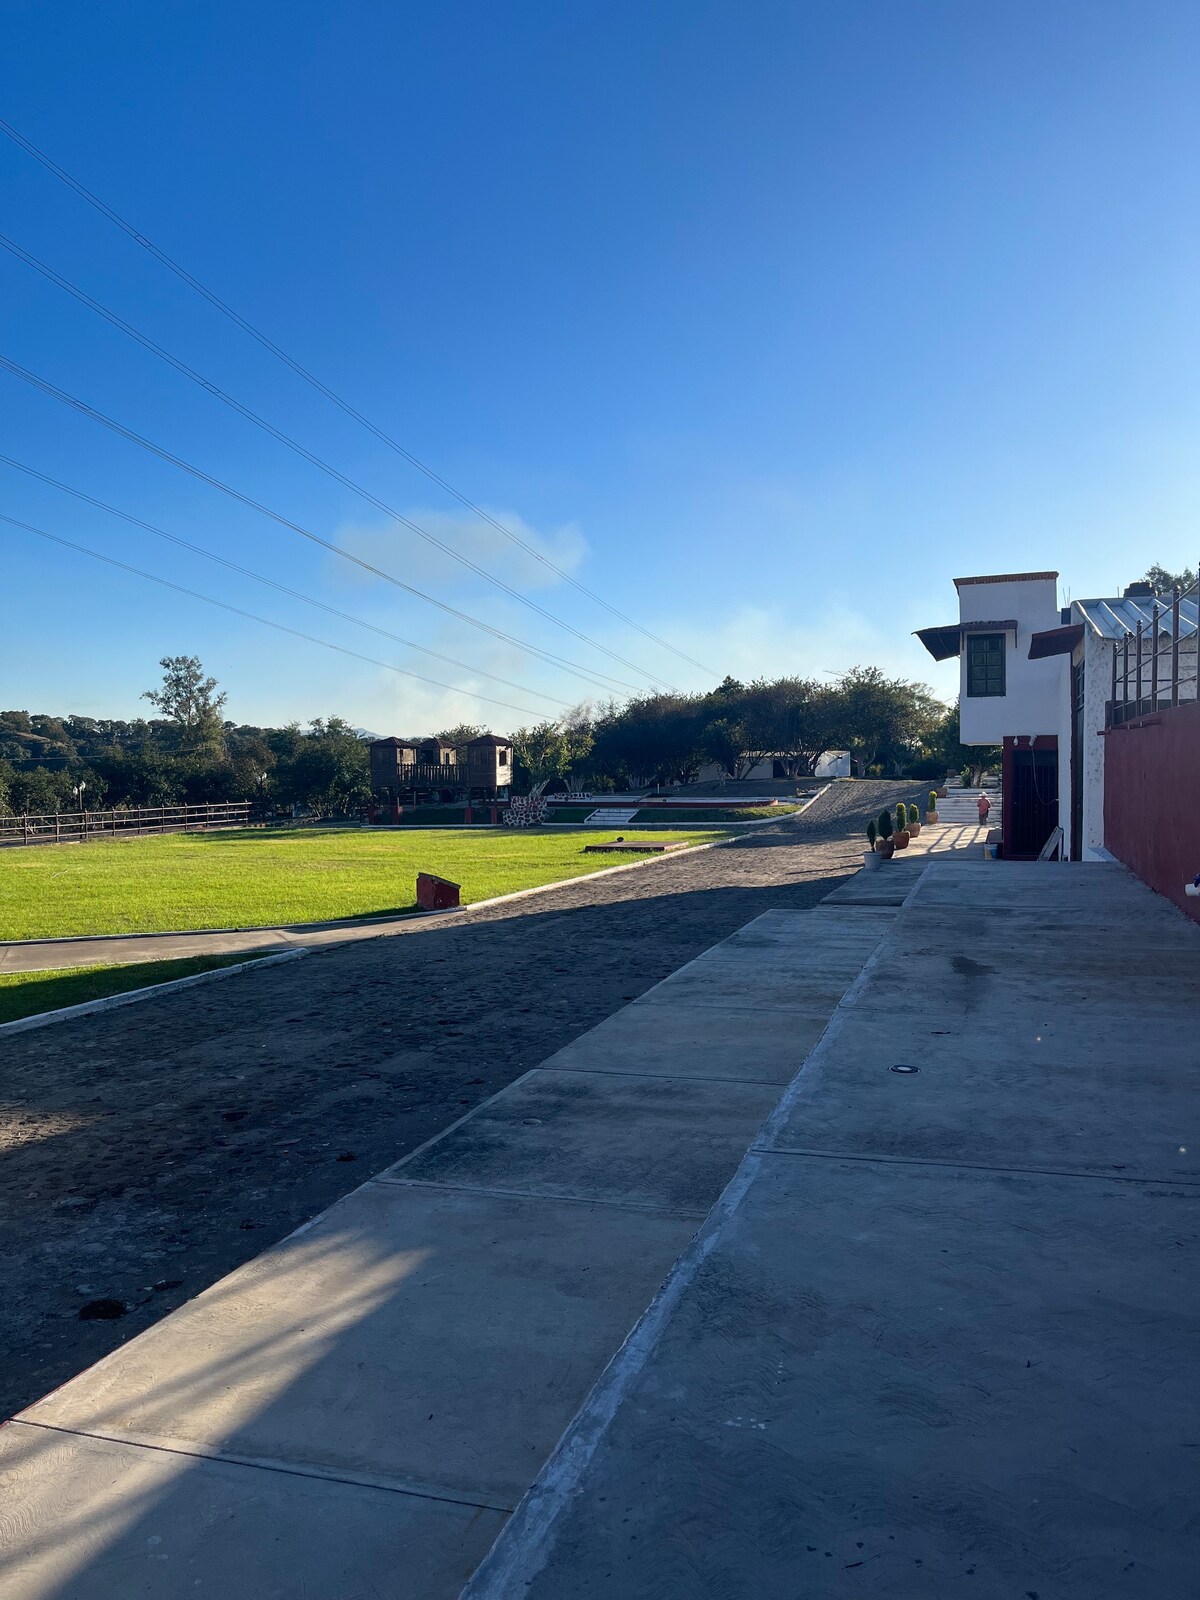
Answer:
[1104,699,1200,923]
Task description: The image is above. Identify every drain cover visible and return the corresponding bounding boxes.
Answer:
[889,1064,920,1074]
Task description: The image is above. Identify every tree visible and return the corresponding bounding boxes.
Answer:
[833,667,942,775]
[1142,564,1196,596]
[272,718,371,816]
[929,704,1000,787]
[142,656,228,753]
[511,717,593,794]
[437,724,489,747]
[701,717,751,779]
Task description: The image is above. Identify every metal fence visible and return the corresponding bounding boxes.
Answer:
[0,800,259,848]
[1108,574,1200,727]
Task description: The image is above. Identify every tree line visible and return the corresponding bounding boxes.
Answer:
[1,654,995,818]
[509,669,987,792]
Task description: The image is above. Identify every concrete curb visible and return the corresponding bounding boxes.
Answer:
[0,949,306,1036]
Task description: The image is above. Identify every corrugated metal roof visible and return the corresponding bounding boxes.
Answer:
[1074,595,1199,640]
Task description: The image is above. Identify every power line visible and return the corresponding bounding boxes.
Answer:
[0,511,554,721]
[0,232,675,691]
[0,454,572,710]
[0,116,718,676]
[0,355,643,698]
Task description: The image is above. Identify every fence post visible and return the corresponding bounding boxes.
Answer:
[1172,586,1181,707]
[1150,603,1159,710]
[23,813,29,844]
[1134,622,1143,718]
[1109,640,1117,726]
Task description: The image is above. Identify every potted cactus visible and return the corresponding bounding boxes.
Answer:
[893,803,911,850]
[863,818,882,870]
[875,808,895,859]
[926,789,939,824]
[907,801,921,839]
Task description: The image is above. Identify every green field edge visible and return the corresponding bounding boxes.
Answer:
[0,827,727,943]
[0,952,272,1024]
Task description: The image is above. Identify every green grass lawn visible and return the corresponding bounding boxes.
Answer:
[0,952,270,1024]
[0,826,724,940]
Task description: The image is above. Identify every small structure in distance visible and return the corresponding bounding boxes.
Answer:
[368,733,513,820]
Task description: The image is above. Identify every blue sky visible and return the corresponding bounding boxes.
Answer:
[2,0,1197,732]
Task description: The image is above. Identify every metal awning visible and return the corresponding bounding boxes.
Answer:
[914,619,1018,662]
[1028,623,1084,660]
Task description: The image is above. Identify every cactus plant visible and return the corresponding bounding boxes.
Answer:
[929,790,938,813]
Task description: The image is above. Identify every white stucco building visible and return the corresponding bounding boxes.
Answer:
[917,570,1197,860]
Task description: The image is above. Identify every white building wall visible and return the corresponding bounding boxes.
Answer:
[814,751,852,778]
[1078,630,1113,857]
[956,575,1067,748]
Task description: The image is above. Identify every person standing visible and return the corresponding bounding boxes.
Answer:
[977,792,991,825]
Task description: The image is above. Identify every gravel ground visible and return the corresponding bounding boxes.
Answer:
[0,780,920,1419]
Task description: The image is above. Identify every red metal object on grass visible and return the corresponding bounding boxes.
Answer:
[416,872,461,911]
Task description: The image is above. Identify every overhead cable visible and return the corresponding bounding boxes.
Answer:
[0,512,553,720]
[0,453,571,709]
[0,116,716,675]
[0,232,674,689]
[0,355,642,698]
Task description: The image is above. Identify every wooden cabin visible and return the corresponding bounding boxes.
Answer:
[368,732,513,806]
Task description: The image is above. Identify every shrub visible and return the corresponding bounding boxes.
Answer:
[866,819,877,848]
[878,808,893,839]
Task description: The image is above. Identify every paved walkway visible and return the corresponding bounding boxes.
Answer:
[0,903,894,1596]
[467,858,1200,1599]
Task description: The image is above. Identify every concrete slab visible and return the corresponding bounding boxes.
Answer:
[768,1021,1199,1181]
[715,907,896,949]
[19,1182,697,1507]
[820,861,928,906]
[0,1423,505,1600]
[495,1155,1199,1600]
[386,1069,782,1214]
[767,897,1200,1180]
[462,856,1200,1600]
[540,1003,833,1085]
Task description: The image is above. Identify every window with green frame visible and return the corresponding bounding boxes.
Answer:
[966,632,1006,697]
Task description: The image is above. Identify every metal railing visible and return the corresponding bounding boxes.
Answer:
[1108,573,1199,727]
[0,800,259,848]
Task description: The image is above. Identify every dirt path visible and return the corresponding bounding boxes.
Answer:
[0,781,919,1419]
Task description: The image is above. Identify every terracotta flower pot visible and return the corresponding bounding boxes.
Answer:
[926,810,939,824]
[908,820,921,838]
[893,828,911,850]
[875,838,895,859]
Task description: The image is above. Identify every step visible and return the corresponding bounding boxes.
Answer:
[584,807,638,825]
